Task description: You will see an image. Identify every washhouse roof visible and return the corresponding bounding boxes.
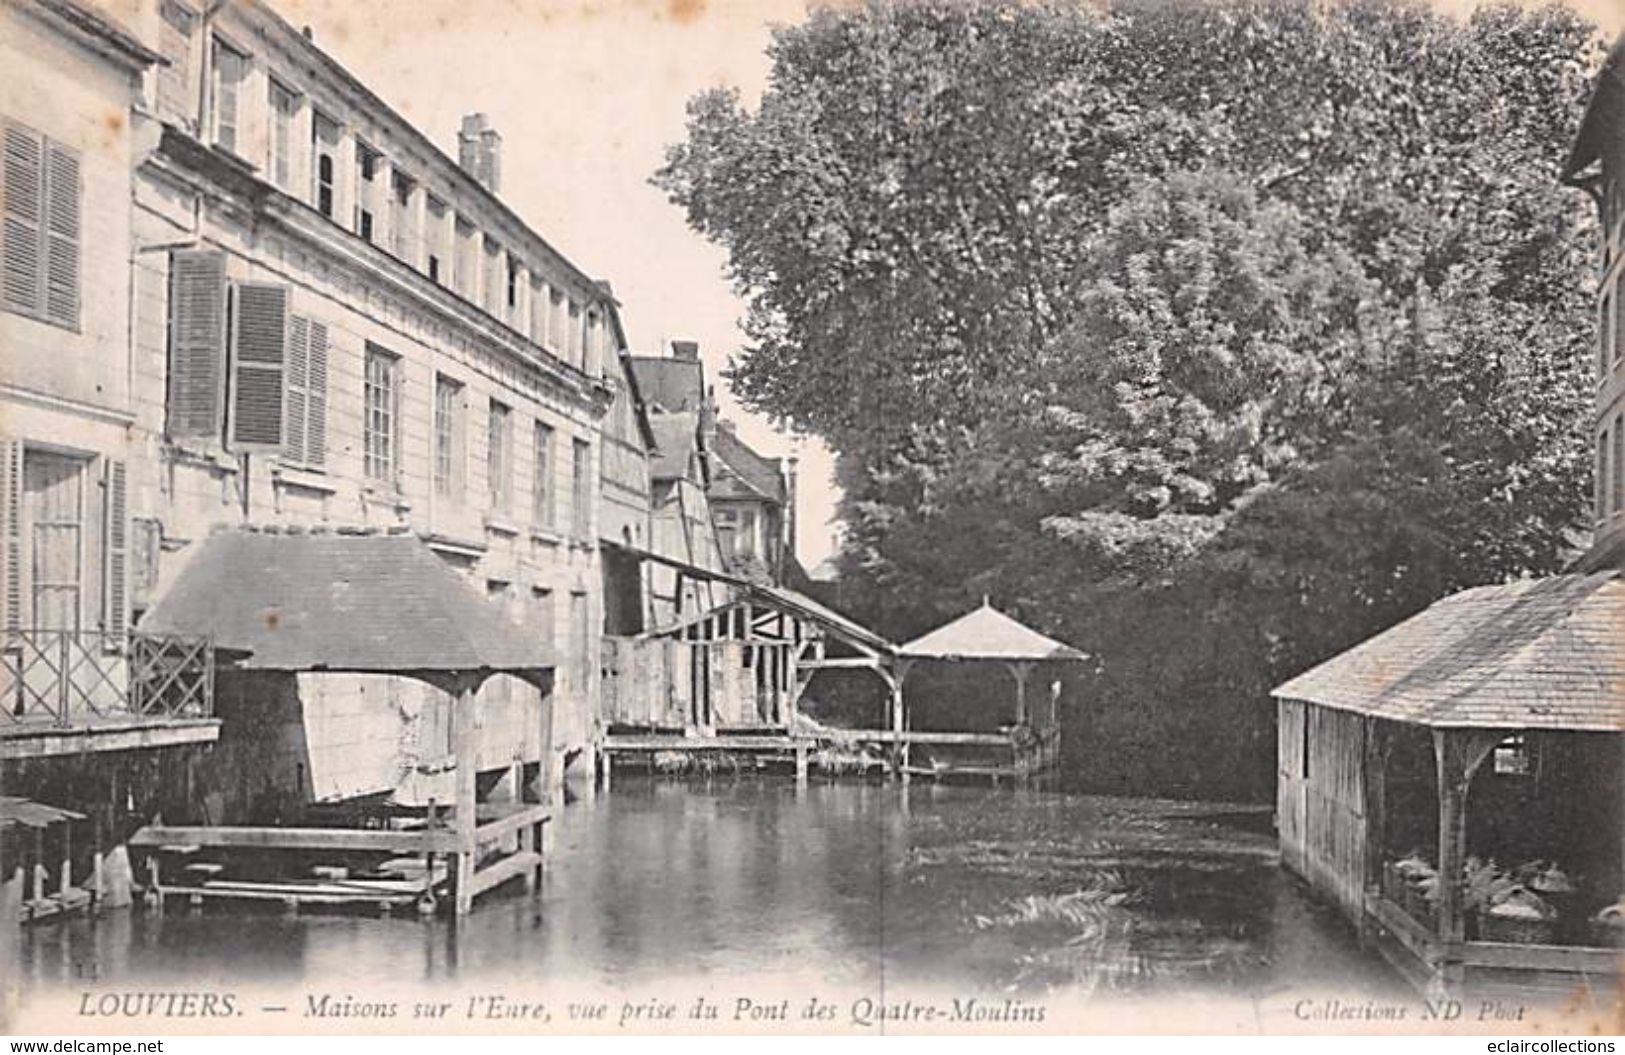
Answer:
[1272,573,1624,732]
[901,602,1087,663]
[138,528,554,690]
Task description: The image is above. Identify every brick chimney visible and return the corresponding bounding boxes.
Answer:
[458,113,502,194]
[670,339,700,362]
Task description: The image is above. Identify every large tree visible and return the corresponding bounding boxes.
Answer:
[656,0,1600,798]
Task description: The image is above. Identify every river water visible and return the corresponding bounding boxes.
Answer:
[11,779,1405,1030]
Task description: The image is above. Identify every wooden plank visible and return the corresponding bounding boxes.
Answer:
[0,720,221,760]
[473,805,550,844]
[603,735,799,752]
[157,885,416,906]
[1368,895,1443,968]
[467,851,543,898]
[1457,941,1620,975]
[129,825,459,854]
[800,658,887,670]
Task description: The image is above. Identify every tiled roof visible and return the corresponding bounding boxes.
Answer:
[1272,573,1624,732]
[901,601,1087,662]
[711,426,785,504]
[138,529,554,685]
[1574,530,1625,574]
[628,357,706,413]
[648,413,701,482]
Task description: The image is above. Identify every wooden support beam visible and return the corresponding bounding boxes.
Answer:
[1431,727,1502,975]
[1008,661,1034,726]
[467,851,543,899]
[801,657,888,670]
[453,679,478,918]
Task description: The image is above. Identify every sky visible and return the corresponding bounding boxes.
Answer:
[266,0,1625,569]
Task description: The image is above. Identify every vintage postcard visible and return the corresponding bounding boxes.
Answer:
[0,0,1620,1039]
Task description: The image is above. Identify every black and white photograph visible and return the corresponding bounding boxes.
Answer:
[0,0,1620,1039]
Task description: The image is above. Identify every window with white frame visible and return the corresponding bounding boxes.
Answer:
[268,79,298,192]
[433,375,464,500]
[487,399,512,513]
[1,119,80,329]
[211,37,248,156]
[363,345,399,484]
[1,447,130,638]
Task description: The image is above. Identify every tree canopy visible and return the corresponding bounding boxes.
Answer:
[656,0,1601,799]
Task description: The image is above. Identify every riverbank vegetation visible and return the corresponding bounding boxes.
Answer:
[656,0,1599,801]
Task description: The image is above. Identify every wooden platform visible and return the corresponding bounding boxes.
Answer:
[600,724,1061,783]
[130,802,549,916]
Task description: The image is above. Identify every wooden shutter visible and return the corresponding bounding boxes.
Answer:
[102,458,127,639]
[0,441,20,632]
[167,249,229,440]
[306,320,329,467]
[43,142,80,328]
[285,316,309,465]
[228,282,289,449]
[1,123,43,316]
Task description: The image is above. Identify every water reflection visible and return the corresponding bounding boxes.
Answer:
[17,779,1398,999]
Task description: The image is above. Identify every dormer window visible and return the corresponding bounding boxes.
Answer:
[268,80,299,192]
[354,141,380,243]
[312,111,340,219]
[211,37,248,156]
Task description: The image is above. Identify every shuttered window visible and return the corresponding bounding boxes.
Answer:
[229,283,289,448]
[0,441,22,632]
[102,458,127,639]
[2,120,79,329]
[283,315,328,469]
[167,249,229,441]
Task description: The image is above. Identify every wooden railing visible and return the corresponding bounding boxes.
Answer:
[1,629,214,728]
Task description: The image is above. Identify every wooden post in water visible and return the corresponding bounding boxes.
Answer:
[452,675,479,918]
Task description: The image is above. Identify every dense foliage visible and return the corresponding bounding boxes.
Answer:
[656,0,1600,800]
